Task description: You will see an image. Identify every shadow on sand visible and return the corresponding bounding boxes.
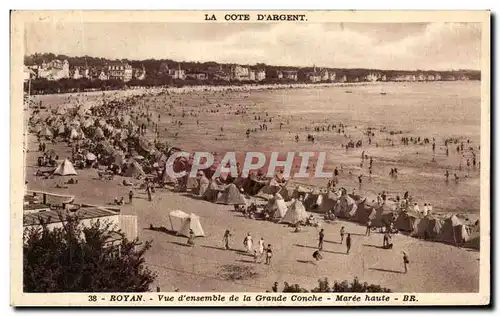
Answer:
[169,241,191,247]
[236,259,259,264]
[296,259,314,264]
[324,240,341,244]
[363,244,385,249]
[180,192,205,201]
[294,244,347,255]
[369,267,403,274]
[144,226,178,237]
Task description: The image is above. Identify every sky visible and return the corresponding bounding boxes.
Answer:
[24,22,481,70]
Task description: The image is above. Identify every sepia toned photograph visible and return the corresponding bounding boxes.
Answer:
[10,10,490,306]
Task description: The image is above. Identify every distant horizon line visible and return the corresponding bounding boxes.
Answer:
[24,52,481,73]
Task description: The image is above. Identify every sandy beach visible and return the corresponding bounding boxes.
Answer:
[24,80,481,293]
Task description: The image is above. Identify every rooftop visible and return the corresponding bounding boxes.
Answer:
[24,207,120,226]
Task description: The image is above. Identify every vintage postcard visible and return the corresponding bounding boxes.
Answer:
[10,10,490,306]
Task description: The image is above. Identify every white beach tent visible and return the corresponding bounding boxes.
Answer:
[178,213,205,237]
[281,199,308,224]
[53,159,78,176]
[271,198,288,219]
[168,210,189,233]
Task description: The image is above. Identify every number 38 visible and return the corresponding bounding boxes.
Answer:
[88,295,97,302]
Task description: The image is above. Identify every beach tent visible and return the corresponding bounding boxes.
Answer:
[415,215,443,239]
[53,159,78,176]
[94,127,105,140]
[216,183,247,205]
[198,174,210,196]
[123,159,146,178]
[281,199,308,225]
[334,194,358,219]
[85,152,97,161]
[186,177,199,191]
[97,141,115,156]
[371,203,397,228]
[278,187,295,201]
[259,178,282,195]
[317,191,338,213]
[303,190,322,211]
[69,128,79,140]
[178,213,205,237]
[39,127,53,139]
[56,105,68,116]
[267,197,288,219]
[438,215,470,244]
[114,151,126,167]
[464,231,480,250]
[355,204,376,224]
[203,179,222,202]
[57,124,67,135]
[394,211,422,233]
[168,210,189,233]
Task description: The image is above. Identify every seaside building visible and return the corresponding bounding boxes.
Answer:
[381,74,387,81]
[98,70,109,81]
[38,59,70,81]
[134,66,147,80]
[282,70,298,81]
[435,73,442,81]
[186,71,208,81]
[417,73,426,81]
[248,69,256,81]
[329,72,337,82]
[306,66,321,83]
[365,73,380,82]
[171,64,186,80]
[320,69,329,81]
[231,65,251,81]
[108,62,133,82]
[255,69,266,81]
[339,75,347,83]
[23,66,36,82]
[23,205,138,248]
[458,75,470,81]
[72,67,90,80]
[209,65,231,81]
[427,74,436,81]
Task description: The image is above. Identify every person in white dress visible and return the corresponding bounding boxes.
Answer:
[244,233,253,252]
[258,237,265,256]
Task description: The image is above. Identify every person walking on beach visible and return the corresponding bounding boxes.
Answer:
[346,234,352,254]
[340,226,345,244]
[365,219,372,236]
[187,229,195,247]
[258,237,265,258]
[318,228,325,250]
[265,244,273,265]
[403,252,410,273]
[358,174,363,188]
[128,190,134,204]
[244,233,253,252]
[223,229,231,250]
[146,186,152,202]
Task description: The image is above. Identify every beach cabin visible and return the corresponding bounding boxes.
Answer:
[23,206,138,248]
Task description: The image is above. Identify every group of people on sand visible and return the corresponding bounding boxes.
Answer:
[222,230,273,265]
[313,226,409,273]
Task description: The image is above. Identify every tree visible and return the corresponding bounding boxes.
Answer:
[23,213,157,292]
